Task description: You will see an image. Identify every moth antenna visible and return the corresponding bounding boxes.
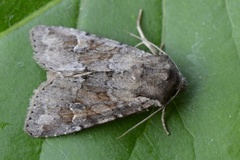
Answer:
[117,107,164,139]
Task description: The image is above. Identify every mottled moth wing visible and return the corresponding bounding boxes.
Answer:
[30,25,144,74]
[25,72,161,137]
[25,25,186,137]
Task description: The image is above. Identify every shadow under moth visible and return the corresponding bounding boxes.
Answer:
[24,10,187,138]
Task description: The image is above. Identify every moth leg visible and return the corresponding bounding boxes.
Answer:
[160,43,164,50]
[161,106,170,135]
[136,9,157,54]
[135,9,166,55]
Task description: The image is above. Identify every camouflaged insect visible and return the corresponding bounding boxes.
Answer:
[24,10,186,138]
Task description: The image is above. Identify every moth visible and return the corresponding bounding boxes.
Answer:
[24,10,187,138]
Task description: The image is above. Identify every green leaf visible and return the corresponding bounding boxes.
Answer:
[1,0,240,159]
[0,0,50,32]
